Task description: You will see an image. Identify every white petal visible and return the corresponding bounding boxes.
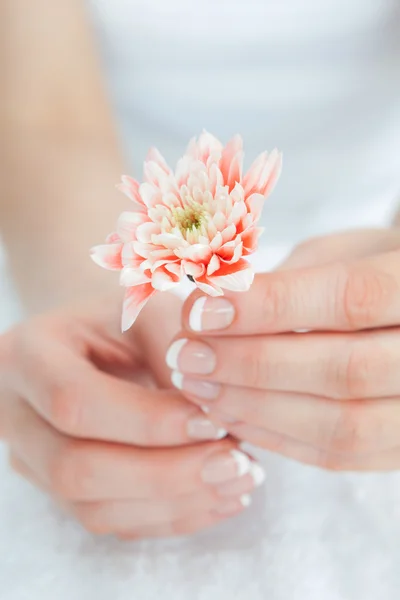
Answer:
[151,269,179,291]
[120,268,150,287]
[212,266,254,292]
[136,222,161,243]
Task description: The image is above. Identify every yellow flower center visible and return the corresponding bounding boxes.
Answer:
[172,204,205,233]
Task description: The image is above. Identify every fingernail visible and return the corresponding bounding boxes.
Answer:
[189,297,235,332]
[172,372,220,400]
[215,494,252,515]
[187,417,227,441]
[166,340,216,375]
[250,462,266,486]
[201,449,251,484]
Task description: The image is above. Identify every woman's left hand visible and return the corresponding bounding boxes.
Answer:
[166,228,400,471]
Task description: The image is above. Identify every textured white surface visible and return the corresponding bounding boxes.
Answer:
[1,0,400,597]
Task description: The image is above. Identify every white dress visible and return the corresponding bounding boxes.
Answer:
[1,1,400,598]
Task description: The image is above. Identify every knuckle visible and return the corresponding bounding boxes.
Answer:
[342,266,390,330]
[325,401,370,455]
[241,347,265,389]
[259,277,288,327]
[47,380,85,437]
[49,442,95,500]
[340,340,389,399]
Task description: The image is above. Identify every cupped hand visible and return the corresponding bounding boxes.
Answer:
[168,228,400,471]
[0,292,264,539]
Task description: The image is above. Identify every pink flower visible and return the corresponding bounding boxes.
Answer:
[91,132,282,331]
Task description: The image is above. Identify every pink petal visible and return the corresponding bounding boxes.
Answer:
[106,232,121,244]
[187,131,223,163]
[121,242,144,268]
[257,149,282,196]
[208,163,224,196]
[241,226,264,254]
[242,151,268,196]
[165,262,183,278]
[207,254,221,276]
[245,193,265,222]
[151,268,180,291]
[261,151,283,197]
[195,276,224,297]
[213,211,227,230]
[210,259,254,292]
[117,211,149,242]
[90,243,123,270]
[136,222,161,244]
[182,261,206,279]
[230,183,245,204]
[210,232,223,252]
[175,156,192,187]
[145,147,171,174]
[151,232,187,249]
[227,201,247,226]
[120,267,150,287]
[220,135,243,191]
[121,284,156,332]
[117,176,146,211]
[144,161,170,188]
[175,244,212,263]
[220,224,237,244]
[139,182,163,208]
[218,240,243,264]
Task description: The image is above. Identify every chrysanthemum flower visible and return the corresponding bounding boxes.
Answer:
[91,132,282,331]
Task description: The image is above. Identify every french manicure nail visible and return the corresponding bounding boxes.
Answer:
[250,462,266,487]
[166,340,216,375]
[166,339,188,370]
[187,417,227,441]
[171,373,220,400]
[189,297,235,332]
[201,449,251,484]
[215,495,252,515]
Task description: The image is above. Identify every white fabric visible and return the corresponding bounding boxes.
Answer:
[1,1,400,598]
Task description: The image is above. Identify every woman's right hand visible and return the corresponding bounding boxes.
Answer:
[0,293,263,540]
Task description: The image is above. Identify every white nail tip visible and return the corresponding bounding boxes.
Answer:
[250,463,266,487]
[189,296,207,332]
[230,450,251,477]
[240,494,252,507]
[171,371,184,390]
[166,339,188,370]
[215,428,228,440]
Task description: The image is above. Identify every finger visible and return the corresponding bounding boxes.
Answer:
[168,328,400,400]
[13,339,226,445]
[116,509,241,540]
[178,377,400,455]
[8,451,49,493]
[8,402,260,501]
[182,249,400,335]
[71,474,259,535]
[221,423,400,472]
[278,229,400,271]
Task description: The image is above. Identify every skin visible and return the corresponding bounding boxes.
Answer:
[178,228,400,471]
[0,0,255,538]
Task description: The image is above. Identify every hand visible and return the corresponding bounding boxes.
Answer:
[167,228,400,471]
[0,293,264,539]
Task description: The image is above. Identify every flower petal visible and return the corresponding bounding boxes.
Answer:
[120,267,150,287]
[117,211,149,242]
[182,260,205,278]
[175,244,212,263]
[211,259,254,291]
[122,284,156,332]
[117,176,146,210]
[145,147,171,174]
[139,182,163,208]
[136,222,161,243]
[151,232,186,249]
[121,242,143,268]
[220,135,243,191]
[151,268,180,291]
[218,240,243,264]
[246,193,265,221]
[241,226,264,254]
[195,276,224,297]
[207,254,220,276]
[90,243,122,270]
[227,201,247,226]
[242,151,268,196]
